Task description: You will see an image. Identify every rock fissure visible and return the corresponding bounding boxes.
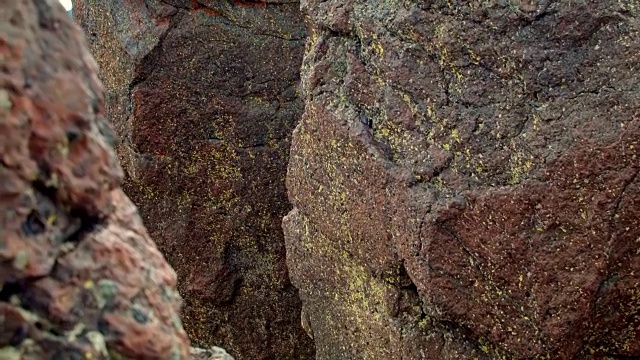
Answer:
[75,0,313,358]
[1,1,198,358]
[58,0,640,358]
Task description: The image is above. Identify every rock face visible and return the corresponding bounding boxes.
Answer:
[73,0,313,358]
[0,1,190,358]
[285,1,640,359]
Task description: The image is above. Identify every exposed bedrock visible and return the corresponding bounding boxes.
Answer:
[72,0,313,358]
[284,0,640,359]
[0,1,191,358]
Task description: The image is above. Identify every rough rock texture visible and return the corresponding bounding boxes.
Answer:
[190,346,234,360]
[73,0,313,358]
[0,1,191,358]
[284,0,640,359]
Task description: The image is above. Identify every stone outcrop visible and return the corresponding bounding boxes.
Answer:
[73,0,313,358]
[0,1,190,358]
[284,1,640,359]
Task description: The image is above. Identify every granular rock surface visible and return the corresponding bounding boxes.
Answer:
[0,1,190,359]
[73,0,313,358]
[285,0,640,359]
[190,346,234,360]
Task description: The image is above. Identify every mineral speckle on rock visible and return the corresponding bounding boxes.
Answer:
[51,0,640,358]
[73,0,313,358]
[285,0,640,359]
[0,1,190,358]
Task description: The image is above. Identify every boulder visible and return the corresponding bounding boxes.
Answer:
[285,1,640,359]
[0,1,190,358]
[73,0,313,358]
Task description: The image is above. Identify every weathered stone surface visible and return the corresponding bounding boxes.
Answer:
[73,1,313,358]
[0,1,190,358]
[285,0,640,359]
[190,346,234,360]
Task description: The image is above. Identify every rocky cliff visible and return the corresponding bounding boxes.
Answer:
[72,0,313,359]
[284,0,640,359]
[0,1,190,358]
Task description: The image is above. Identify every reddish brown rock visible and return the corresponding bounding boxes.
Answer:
[73,1,313,358]
[0,1,189,359]
[285,1,640,359]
